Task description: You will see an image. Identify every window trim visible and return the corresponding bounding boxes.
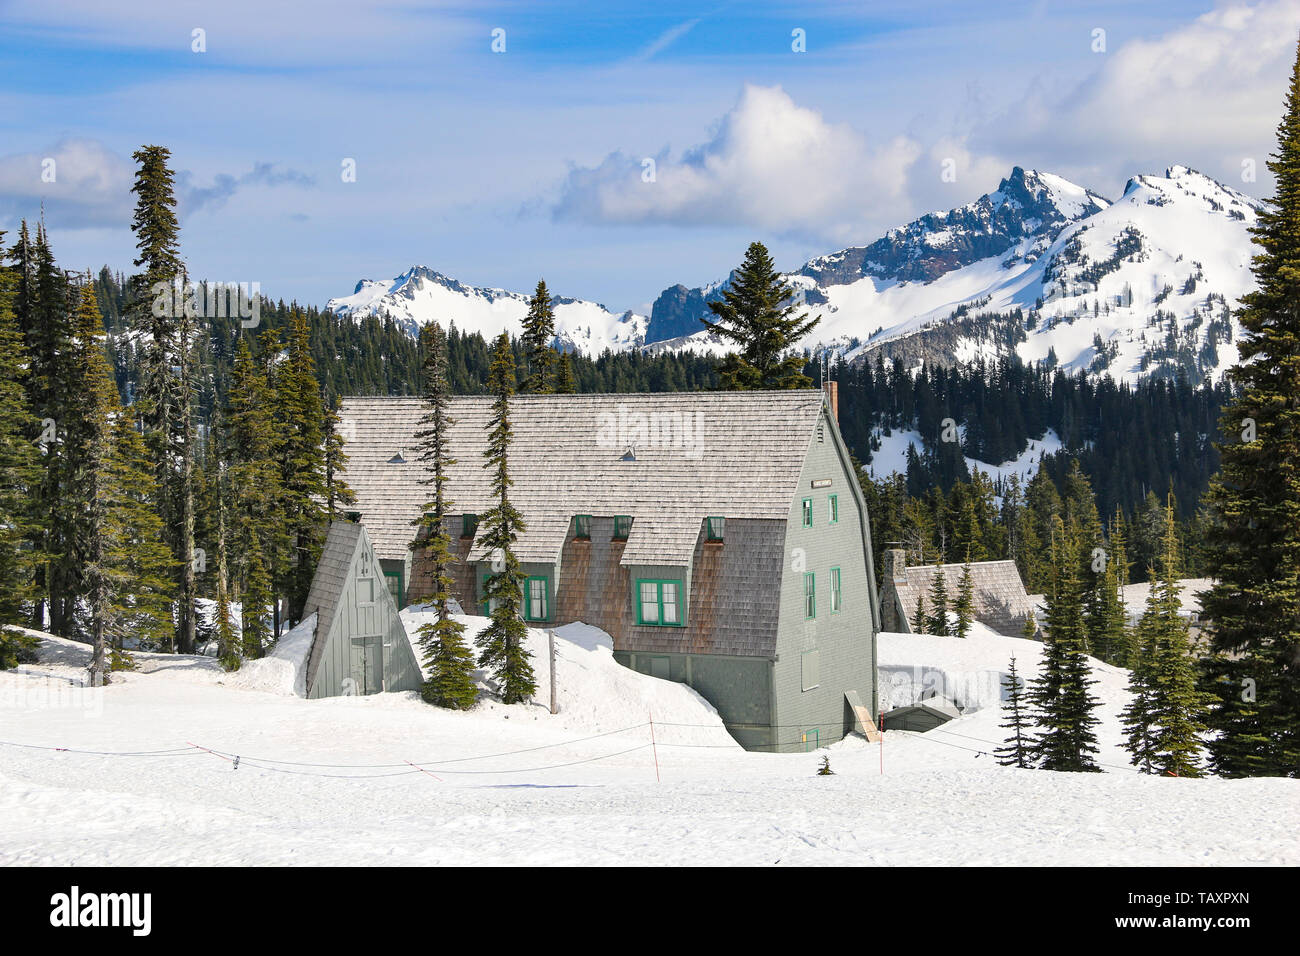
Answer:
[613,515,632,540]
[804,571,816,620]
[634,578,685,627]
[524,575,550,622]
[801,497,813,528]
[830,566,842,614]
[828,494,839,524]
[705,516,725,542]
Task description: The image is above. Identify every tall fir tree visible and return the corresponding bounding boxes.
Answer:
[1122,498,1209,776]
[24,223,78,635]
[102,417,177,664]
[0,229,41,666]
[520,280,556,394]
[412,322,477,708]
[323,395,356,520]
[276,309,328,625]
[925,563,950,636]
[128,145,197,652]
[65,283,122,683]
[1199,40,1300,778]
[995,656,1034,768]
[1030,519,1103,772]
[554,349,576,394]
[476,333,535,703]
[702,242,820,390]
[953,559,975,639]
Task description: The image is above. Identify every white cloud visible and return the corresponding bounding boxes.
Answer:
[552,84,923,242]
[969,0,1300,192]
[0,138,134,229]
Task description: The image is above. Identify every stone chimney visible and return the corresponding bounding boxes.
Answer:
[881,547,907,584]
[822,379,839,424]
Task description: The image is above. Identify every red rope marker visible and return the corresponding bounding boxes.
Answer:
[406,760,443,782]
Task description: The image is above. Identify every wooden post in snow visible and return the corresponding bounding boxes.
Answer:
[548,628,558,715]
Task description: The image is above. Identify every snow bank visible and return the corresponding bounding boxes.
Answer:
[877,622,1137,769]
[398,606,731,744]
[228,613,316,697]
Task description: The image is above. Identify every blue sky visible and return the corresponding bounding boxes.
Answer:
[1,0,1296,313]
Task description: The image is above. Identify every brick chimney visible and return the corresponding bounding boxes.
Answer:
[822,379,839,424]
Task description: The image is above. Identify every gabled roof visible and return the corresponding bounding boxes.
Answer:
[338,391,828,566]
[302,520,366,692]
[894,559,1035,636]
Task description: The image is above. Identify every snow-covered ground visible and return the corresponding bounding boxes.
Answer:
[0,618,1294,866]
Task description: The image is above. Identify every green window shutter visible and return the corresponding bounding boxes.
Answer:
[831,567,842,613]
[574,514,591,539]
[804,571,816,619]
[801,498,813,528]
[462,514,478,538]
[614,515,632,539]
[706,516,725,541]
[829,494,839,524]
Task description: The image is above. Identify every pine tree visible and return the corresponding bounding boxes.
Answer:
[0,228,41,645]
[412,322,477,708]
[520,280,556,394]
[995,656,1034,768]
[128,145,197,653]
[475,333,535,703]
[323,395,356,520]
[1085,542,1128,665]
[102,418,176,664]
[702,242,820,390]
[213,472,239,670]
[24,223,78,636]
[953,559,975,638]
[554,350,576,394]
[276,309,328,625]
[65,283,121,683]
[912,594,927,634]
[925,564,950,636]
[1030,520,1103,772]
[1199,40,1300,777]
[241,540,273,659]
[1122,498,1209,776]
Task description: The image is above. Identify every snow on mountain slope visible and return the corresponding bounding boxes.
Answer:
[325,166,1259,386]
[645,166,1260,385]
[327,265,648,355]
[865,427,1063,483]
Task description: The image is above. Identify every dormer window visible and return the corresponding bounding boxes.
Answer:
[574,514,591,539]
[613,515,632,540]
[706,516,725,542]
[461,514,478,539]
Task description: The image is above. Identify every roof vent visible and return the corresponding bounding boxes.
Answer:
[621,446,636,462]
[388,449,407,464]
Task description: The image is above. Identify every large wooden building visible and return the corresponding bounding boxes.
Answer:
[337,389,880,752]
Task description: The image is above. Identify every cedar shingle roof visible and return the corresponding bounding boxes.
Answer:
[894,560,1035,636]
[338,391,826,566]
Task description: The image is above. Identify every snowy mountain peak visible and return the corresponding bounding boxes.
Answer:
[326,267,648,355]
